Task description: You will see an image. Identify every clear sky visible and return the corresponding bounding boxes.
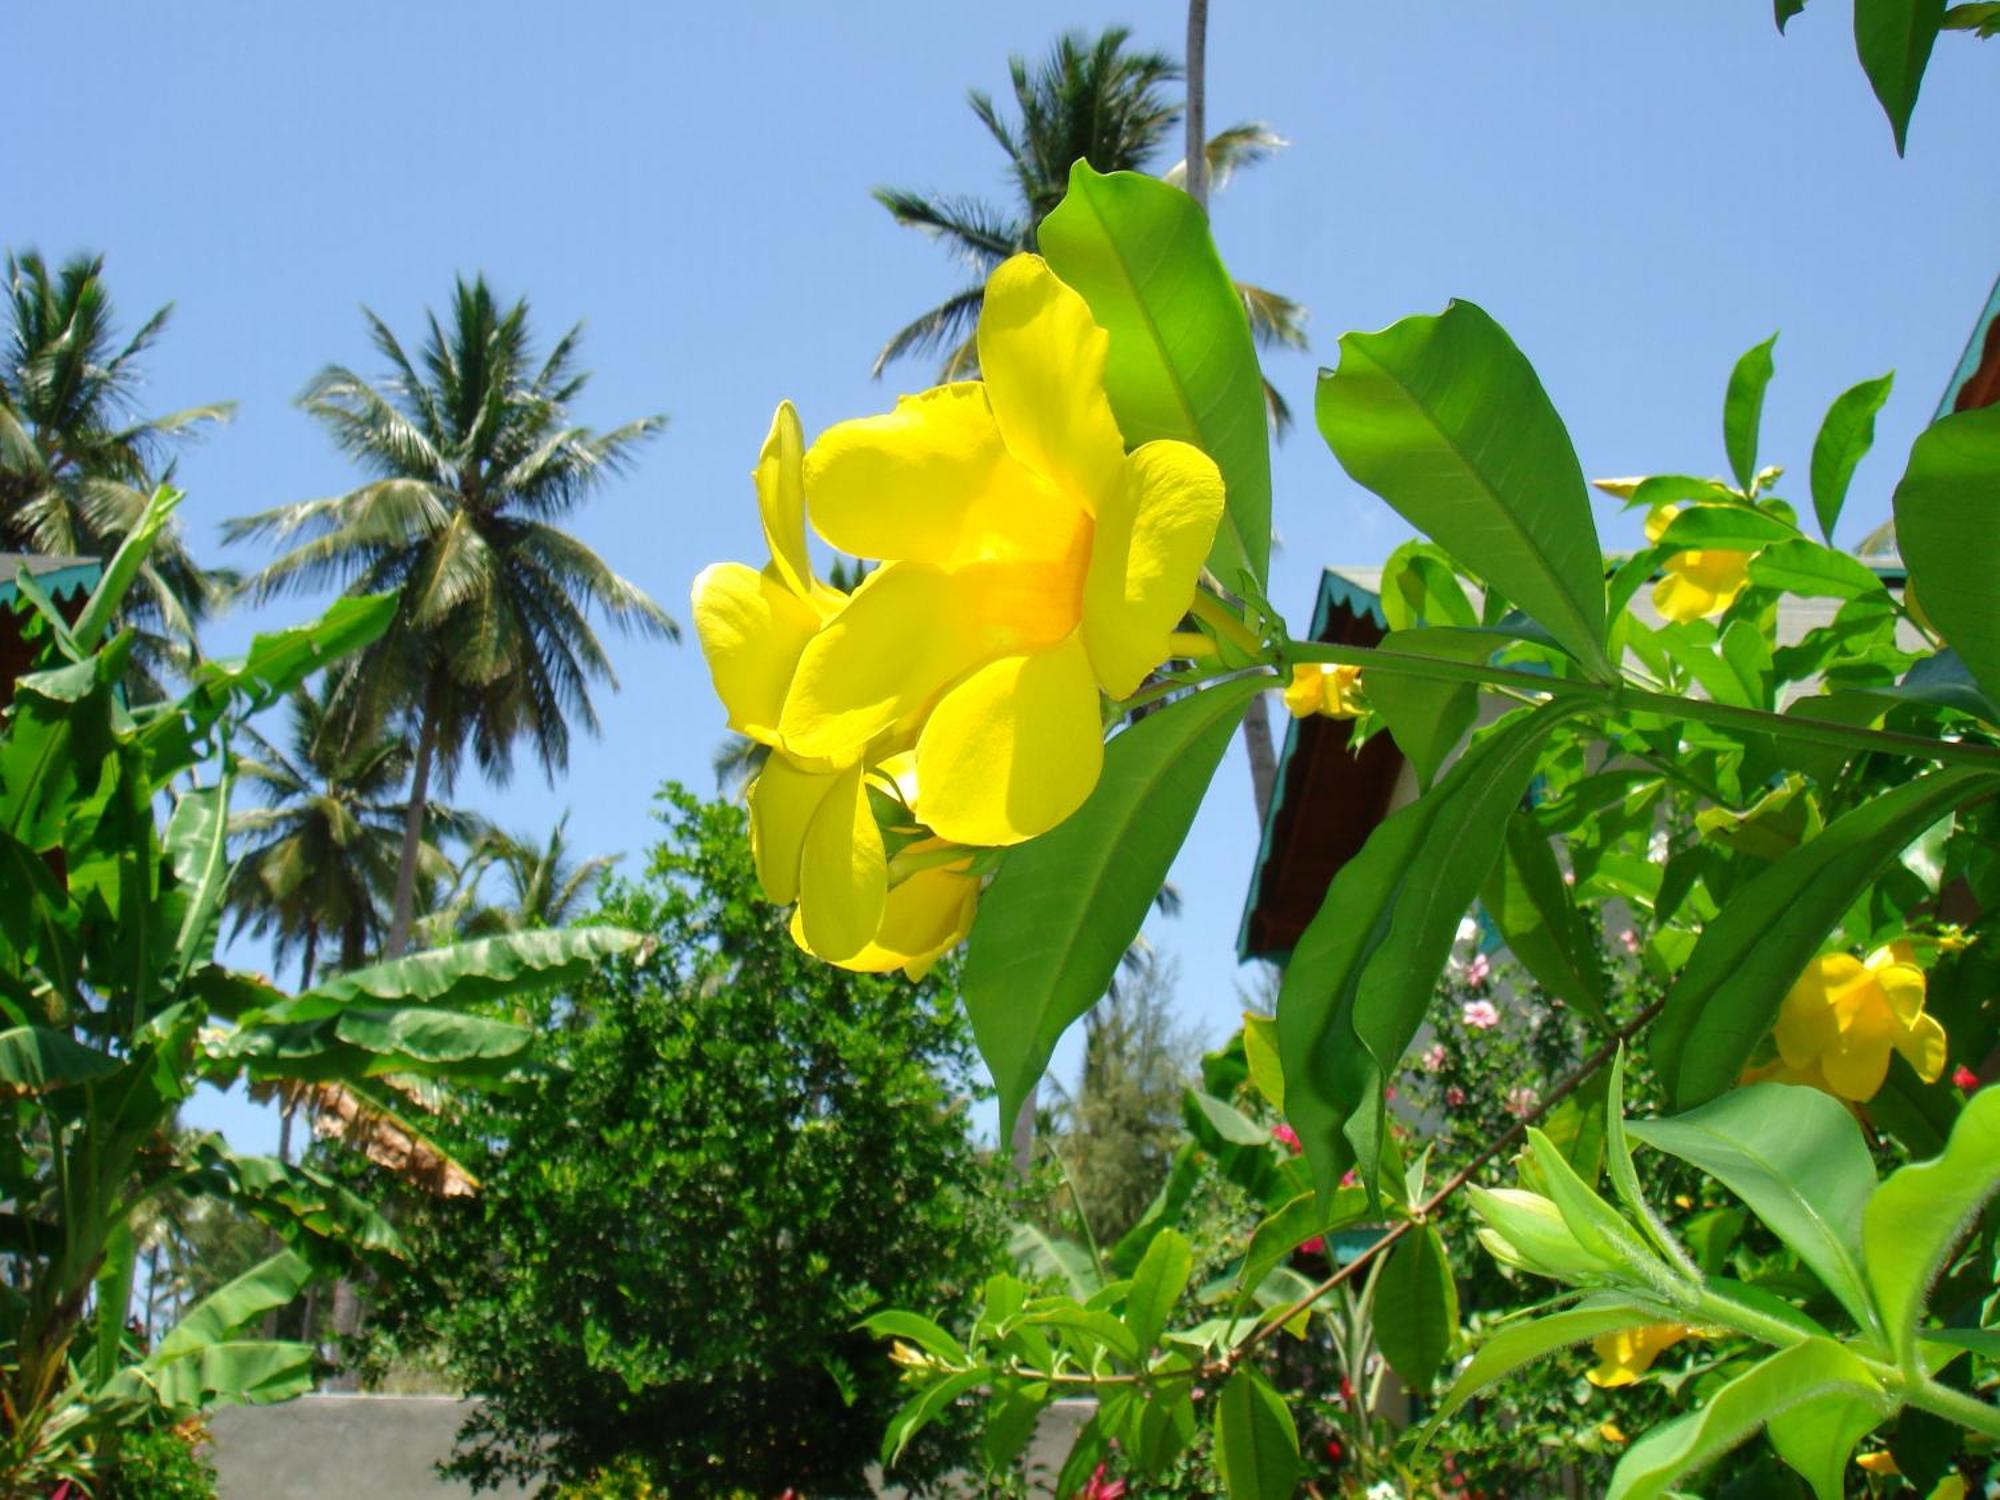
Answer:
[7,3,1996,1152]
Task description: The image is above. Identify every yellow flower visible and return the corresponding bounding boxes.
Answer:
[749,753,978,977]
[1646,504,1752,623]
[1586,1324,1690,1387]
[1282,662,1364,720]
[1753,942,1948,1102]
[778,254,1226,848]
[1598,1421,1628,1446]
[690,402,845,757]
[1856,1450,1900,1476]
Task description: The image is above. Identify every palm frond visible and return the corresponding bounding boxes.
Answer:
[1162,123,1290,193]
[871,287,986,380]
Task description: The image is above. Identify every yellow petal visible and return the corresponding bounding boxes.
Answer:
[779,563,988,767]
[747,757,836,904]
[803,383,1081,568]
[797,764,887,962]
[1081,440,1226,699]
[1653,550,1750,622]
[690,561,821,745]
[915,636,1104,847]
[823,866,981,978]
[977,255,1126,515]
[1283,664,1325,718]
[755,401,817,601]
[1871,960,1930,1028]
[1644,503,1682,545]
[1893,1013,1949,1084]
[1774,957,1847,1068]
[1820,1037,1892,1101]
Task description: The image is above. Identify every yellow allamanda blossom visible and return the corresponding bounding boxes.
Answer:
[779,253,1226,848]
[691,406,976,974]
[1587,1324,1691,1388]
[1283,662,1364,720]
[1749,942,1948,1102]
[1646,504,1752,623]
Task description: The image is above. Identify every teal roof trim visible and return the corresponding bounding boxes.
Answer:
[1937,272,2000,422]
[0,560,101,607]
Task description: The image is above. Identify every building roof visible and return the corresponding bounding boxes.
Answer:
[1938,272,2000,419]
[0,554,101,605]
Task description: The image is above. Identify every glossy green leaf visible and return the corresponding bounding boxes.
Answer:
[1652,767,1998,1107]
[1747,540,1889,601]
[1213,1366,1300,1500]
[1428,1301,1667,1431]
[1894,404,2000,702]
[1481,811,1607,1026]
[881,1369,985,1465]
[299,927,644,1014]
[1627,1084,1880,1336]
[1366,628,1488,787]
[858,1310,965,1366]
[1242,1014,1284,1111]
[1855,0,1946,153]
[1373,1225,1458,1392]
[1809,373,1894,540]
[1723,335,1779,491]
[964,676,1260,1131]
[1124,1228,1193,1353]
[1775,0,1809,30]
[195,593,398,710]
[332,1007,533,1064]
[983,1382,1050,1471]
[0,1026,120,1091]
[165,781,231,981]
[1316,302,1612,676]
[1864,1084,2000,1363]
[1279,703,1576,1202]
[1651,504,1796,551]
[1604,1051,1701,1278]
[152,1251,315,1363]
[1041,163,1271,587]
[1607,1339,1887,1500]
[111,1339,317,1414]
[1769,1388,1893,1500]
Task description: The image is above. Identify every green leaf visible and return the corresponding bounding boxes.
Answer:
[1279,703,1577,1202]
[963,676,1260,1132]
[195,593,398,710]
[1380,540,1478,631]
[1124,1228,1193,1352]
[1627,1084,1881,1337]
[1926,1327,2000,1358]
[1776,0,1809,30]
[1943,1,2000,34]
[1109,1142,1203,1276]
[1428,1301,1667,1430]
[1315,302,1612,676]
[1894,404,2000,702]
[1809,373,1894,540]
[1242,1014,1285,1112]
[881,1369,985,1466]
[298,927,643,1013]
[1854,0,1947,154]
[1606,1339,1888,1500]
[1605,1052,1701,1278]
[1651,504,1797,551]
[1212,1366,1300,1500]
[983,1382,1051,1471]
[1009,1222,1103,1301]
[1747,540,1889,601]
[1481,811,1607,1026]
[1652,766,1998,1108]
[0,1026,120,1092]
[1041,163,1271,588]
[1863,1084,2000,1363]
[110,1339,317,1414]
[152,1251,315,1363]
[1365,628,1488,787]
[1373,1225,1458,1392]
[1189,1090,1271,1147]
[1768,1388,1893,1500]
[858,1309,965,1366]
[1724,335,1779,491]
[73,486,182,652]
[332,1007,533,1064]
[165,781,232,982]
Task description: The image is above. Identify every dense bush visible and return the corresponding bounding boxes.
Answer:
[101,1423,218,1500]
[365,786,1007,1496]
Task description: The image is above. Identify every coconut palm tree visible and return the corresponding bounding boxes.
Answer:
[872,26,1306,428]
[0,250,232,686]
[225,276,674,955]
[227,681,458,985]
[432,813,618,940]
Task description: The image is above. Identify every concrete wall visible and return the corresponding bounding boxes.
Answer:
[208,1394,1095,1499]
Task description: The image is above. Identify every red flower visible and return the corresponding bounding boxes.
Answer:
[1079,1462,1128,1500]
[1325,1438,1345,1464]
[1299,1235,1327,1256]
[1953,1064,1979,1090]
[1272,1122,1303,1154]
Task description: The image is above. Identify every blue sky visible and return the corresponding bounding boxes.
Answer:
[7,3,1996,1151]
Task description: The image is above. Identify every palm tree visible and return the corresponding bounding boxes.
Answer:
[872,26,1306,428]
[0,250,232,685]
[227,680,458,984]
[225,276,674,955]
[432,813,618,939]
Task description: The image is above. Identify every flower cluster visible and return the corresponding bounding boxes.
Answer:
[1283,661,1364,719]
[1745,942,1947,1101]
[692,255,1225,973]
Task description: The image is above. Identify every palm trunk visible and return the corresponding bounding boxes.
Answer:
[385,701,436,959]
[1243,692,1279,824]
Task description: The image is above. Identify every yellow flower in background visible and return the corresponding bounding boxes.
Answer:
[691,402,845,756]
[1855,1451,1900,1477]
[1587,1324,1691,1388]
[779,253,1225,848]
[1597,1422,1628,1446]
[1283,662,1364,720]
[750,752,978,977]
[1751,942,1947,1101]
[1646,504,1752,623]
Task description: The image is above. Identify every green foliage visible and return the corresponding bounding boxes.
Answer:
[102,1423,219,1500]
[361,787,1005,1498]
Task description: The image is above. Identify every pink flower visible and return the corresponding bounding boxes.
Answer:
[1339,1167,1359,1188]
[1080,1463,1128,1500]
[1618,929,1640,954]
[1506,1086,1538,1119]
[1462,999,1500,1030]
[1445,1085,1467,1107]
[1465,953,1492,987]
[1299,1235,1327,1256]
[1953,1065,1979,1091]
[1271,1122,1302,1154]
[1421,1043,1448,1072]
